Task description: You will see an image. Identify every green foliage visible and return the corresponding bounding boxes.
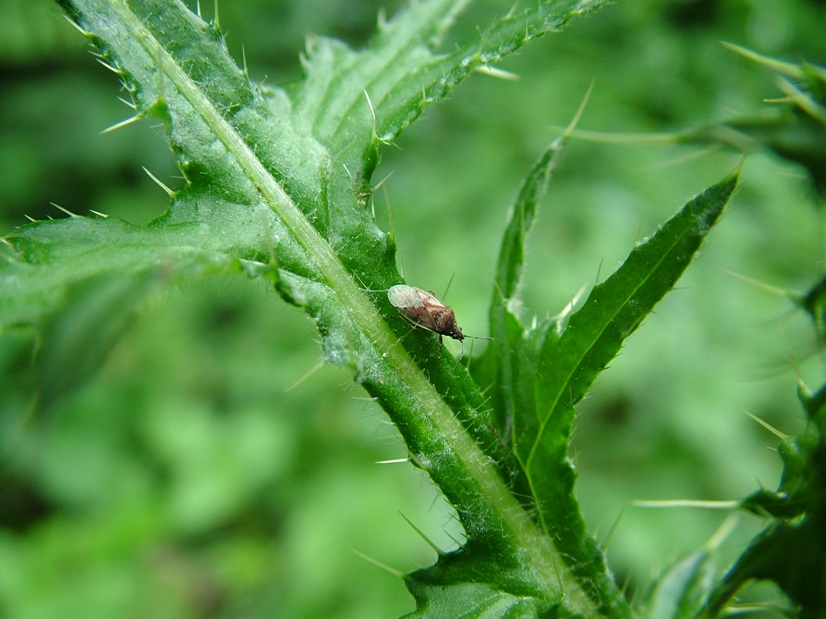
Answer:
[1,0,825,618]
[683,43,826,198]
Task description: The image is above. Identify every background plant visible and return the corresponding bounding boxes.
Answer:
[0,0,824,618]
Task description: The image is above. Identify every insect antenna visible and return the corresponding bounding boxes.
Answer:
[441,273,455,300]
[453,333,494,369]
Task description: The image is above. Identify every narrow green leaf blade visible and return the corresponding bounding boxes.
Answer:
[475,138,571,488]
[495,144,558,302]
[534,172,740,418]
[512,172,740,612]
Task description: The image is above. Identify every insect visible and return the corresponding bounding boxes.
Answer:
[387,284,493,361]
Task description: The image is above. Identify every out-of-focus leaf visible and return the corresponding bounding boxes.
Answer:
[704,383,826,619]
[686,45,826,197]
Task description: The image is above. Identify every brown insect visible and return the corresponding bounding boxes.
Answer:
[387,284,492,361]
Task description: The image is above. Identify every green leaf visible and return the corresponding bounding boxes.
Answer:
[535,172,739,415]
[29,270,167,413]
[404,544,563,619]
[475,135,572,491]
[2,212,247,327]
[481,93,591,465]
[476,165,738,613]
[2,1,629,616]
[683,45,826,196]
[1,1,749,617]
[642,515,746,619]
[529,173,737,603]
[704,383,826,618]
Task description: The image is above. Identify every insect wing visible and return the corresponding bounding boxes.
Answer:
[387,285,429,308]
[388,285,442,332]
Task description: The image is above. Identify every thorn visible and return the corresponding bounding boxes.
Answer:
[564,80,595,138]
[381,183,397,241]
[420,83,429,105]
[554,282,589,322]
[636,144,723,173]
[24,214,36,222]
[371,170,394,195]
[62,14,89,36]
[363,90,379,142]
[745,411,788,440]
[632,499,740,509]
[375,457,409,465]
[442,528,464,549]
[285,358,326,391]
[705,513,738,551]
[117,97,137,110]
[775,76,826,123]
[721,42,804,80]
[50,202,80,218]
[95,58,122,75]
[101,114,141,134]
[142,167,175,197]
[351,549,404,578]
[213,0,220,30]
[723,269,789,298]
[350,395,379,403]
[546,125,679,145]
[399,512,445,556]
[600,506,624,550]
[89,209,109,219]
[241,45,249,77]
[195,0,202,18]
[473,65,520,81]
[763,96,793,104]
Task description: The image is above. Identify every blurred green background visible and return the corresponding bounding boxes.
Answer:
[1,0,824,617]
